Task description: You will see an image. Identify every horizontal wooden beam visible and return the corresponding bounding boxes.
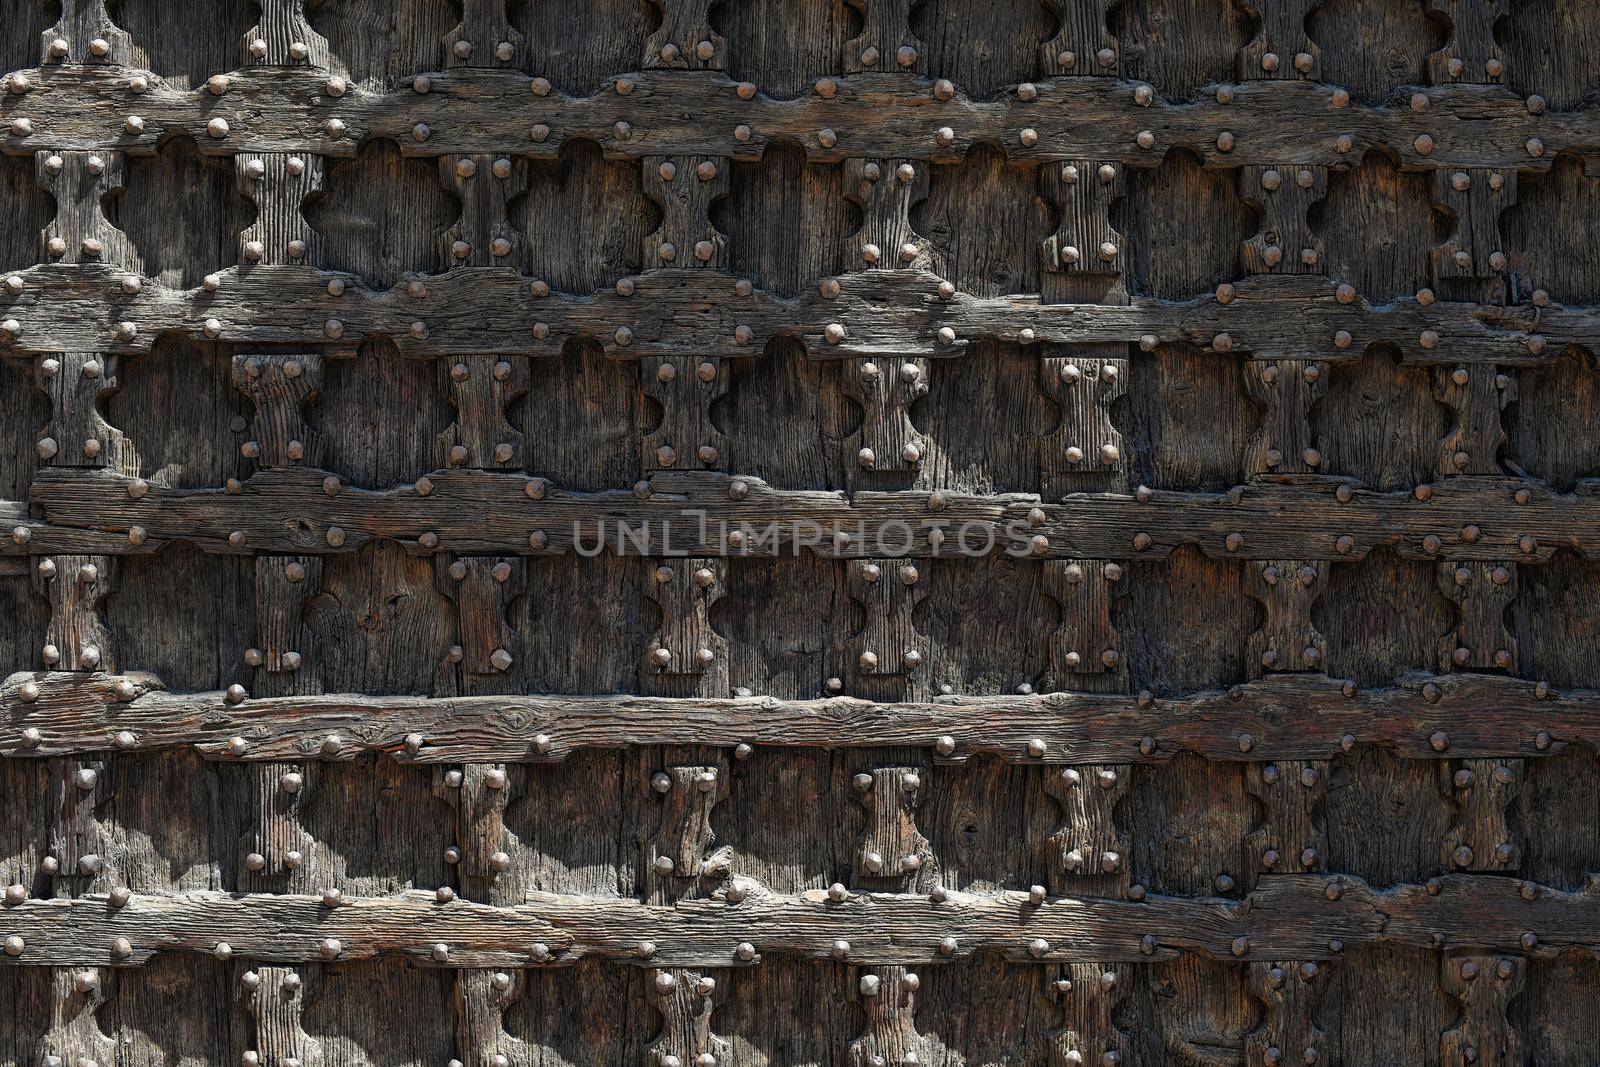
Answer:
[0,875,1592,967]
[0,67,1581,170]
[18,468,1597,563]
[0,669,1582,763]
[0,267,1566,361]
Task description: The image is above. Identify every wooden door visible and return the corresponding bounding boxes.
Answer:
[3,0,1600,1063]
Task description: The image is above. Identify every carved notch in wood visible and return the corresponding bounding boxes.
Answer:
[37,150,133,271]
[51,758,111,889]
[643,156,730,269]
[1244,760,1328,887]
[1044,764,1130,898]
[232,354,325,469]
[644,0,726,69]
[1037,1,1120,77]
[41,1,133,66]
[456,970,532,1067]
[645,559,728,680]
[35,352,134,471]
[1245,359,1326,477]
[438,557,522,675]
[848,558,930,677]
[445,1,527,68]
[34,554,113,672]
[1442,758,1522,871]
[241,0,332,68]
[641,357,728,472]
[1425,1,1507,84]
[843,0,924,74]
[852,765,936,892]
[1241,166,1327,274]
[1245,960,1331,1067]
[1436,364,1513,477]
[843,158,930,271]
[438,763,517,902]
[1040,161,1126,282]
[645,763,732,902]
[37,967,116,1067]
[243,965,324,1067]
[1042,560,1124,684]
[1440,953,1524,1066]
[1050,962,1133,1067]
[440,154,530,267]
[1040,350,1127,497]
[436,355,530,470]
[647,969,730,1067]
[1436,562,1517,673]
[841,357,928,477]
[238,153,326,266]
[1244,560,1330,676]
[245,761,319,887]
[1431,168,1517,282]
[1236,0,1321,81]
[851,967,924,1067]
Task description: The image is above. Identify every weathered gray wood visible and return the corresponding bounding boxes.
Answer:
[0,874,1594,967]
[2,668,1590,764]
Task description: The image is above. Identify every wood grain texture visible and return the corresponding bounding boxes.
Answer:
[1,873,1596,967]
[2,668,1593,764]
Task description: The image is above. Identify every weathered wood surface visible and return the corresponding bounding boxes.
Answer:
[4,1,1600,1062]
[15,467,1600,563]
[0,69,1586,169]
[1,875,1595,967]
[0,669,1585,763]
[0,267,1572,361]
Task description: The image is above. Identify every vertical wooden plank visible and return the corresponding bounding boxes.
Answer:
[1425,0,1507,83]
[34,353,134,474]
[1246,960,1332,1067]
[437,356,530,472]
[1434,365,1513,477]
[1050,961,1134,1066]
[33,554,113,673]
[1044,764,1130,898]
[41,0,133,66]
[852,765,936,893]
[852,967,925,1065]
[1039,354,1127,498]
[1436,562,1518,673]
[843,0,923,74]
[840,358,928,480]
[1244,561,1330,676]
[642,155,731,271]
[456,969,531,1067]
[644,0,726,69]
[241,0,331,68]
[237,154,326,268]
[644,559,729,688]
[1243,360,1326,478]
[1440,954,1524,1066]
[1236,0,1321,80]
[848,558,930,679]
[1442,758,1522,872]
[1240,166,1327,275]
[232,354,324,471]
[1243,760,1328,887]
[644,761,731,903]
[640,357,729,473]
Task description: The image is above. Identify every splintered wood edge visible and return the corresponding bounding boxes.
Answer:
[0,876,1591,967]
[0,268,1568,361]
[0,67,1580,169]
[0,669,1581,762]
[12,467,1597,562]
